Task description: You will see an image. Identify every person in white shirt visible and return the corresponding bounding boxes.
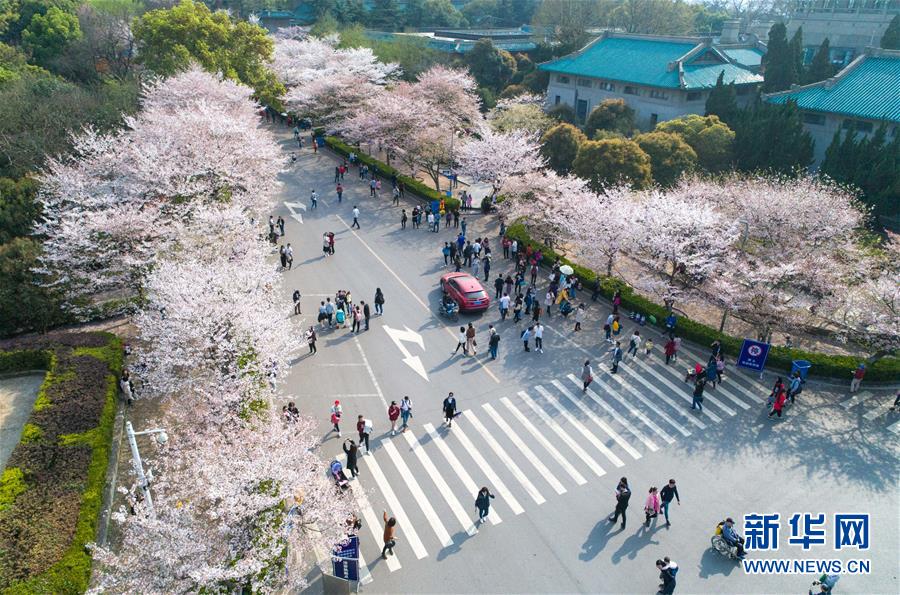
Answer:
[452,326,467,355]
[545,291,555,317]
[499,293,511,320]
[310,190,318,209]
[534,322,544,353]
[351,206,360,229]
[627,330,642,358]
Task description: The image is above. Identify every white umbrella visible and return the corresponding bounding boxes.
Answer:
[559,264,574,276]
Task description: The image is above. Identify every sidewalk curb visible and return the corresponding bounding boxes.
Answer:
[96,396,127,547]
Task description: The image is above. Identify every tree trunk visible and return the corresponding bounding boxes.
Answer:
[606,254,614,277]
[719,309,728,333]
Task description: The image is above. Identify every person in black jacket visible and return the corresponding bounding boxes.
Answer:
[656,557,678,594]
[362,301,371,331]
[607,477,631,529]
[660,479,680,527]
[343,439,359,478]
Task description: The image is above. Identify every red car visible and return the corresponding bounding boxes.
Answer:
[440,272,491,312]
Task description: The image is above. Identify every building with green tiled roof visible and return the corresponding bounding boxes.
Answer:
[764,47,900,165]
[539,32,764,129]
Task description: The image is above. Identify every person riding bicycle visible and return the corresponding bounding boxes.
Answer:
[441,291,458,314]
[717,518,746,559]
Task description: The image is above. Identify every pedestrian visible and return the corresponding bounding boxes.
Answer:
[475,487,495,525]
[513,294,523,322]
[499,293,510,320]
[351,305,361,333]
[612,289,622,313]
[716,357,726,385]
[673,336,681,361]
[607,477,631,529]
[461,217,467,237]
[374,288,385,315]
[427,211,435,232]
[310,189,318,209]
[659,479,680,526]
[521,325,533,351]
[604,314,613,342]
[381,511,398,559]
[363,301,371,331]
[788,371,803,404]
[369,178,377,197]
[656,558,678,595]
[850,364,865,393]
[581,360,594,392]
[279,245,287,268]
[465,323,477,355]
[544,290,554,318]
[691,377,706,412]
[443,392,457,428]
[664,337,676,365]
[388,401,401,436]
[488,325,500,360]
[644,486,661,527]
[705,356,718,388]
[710,340,722,359]
[343,438,359,478]
[357,415,372,453]
[306,326,317,354]
[400,396,412,432]
[534,322,544,353]
[336,182,343,203]
[452,326,467,355]
[442,242,451,266]
[351,206,360,229]
[531,303,542,323]
[494,275,504,300]
[502,236,510,259]
[401,209,407,229]
[888,390,900,414]
[335,165,341,183]
[626,330,642,359]
[611,341,623,373]
[325,298,335,327]
[612,315,621,337]
[472,257,480,279]
[277,216,285,236]
[392,186,400,205]
[504,274,514,297]
[330,400,343,436]
[574,303,585,331]
[768,386,787,419]
[268,215,275,235]
[530,261,538,286]
[285,243,294,269]
[292,289,302,315]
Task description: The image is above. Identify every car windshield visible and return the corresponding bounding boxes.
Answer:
[465,290,487,298]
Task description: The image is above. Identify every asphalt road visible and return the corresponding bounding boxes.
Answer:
[272,132,899,595]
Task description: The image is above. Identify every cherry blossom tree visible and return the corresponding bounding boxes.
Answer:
[455,128,546,186]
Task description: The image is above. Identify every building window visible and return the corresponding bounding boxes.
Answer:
[597,81,615,92]
[577,78,592,87]
[686,91,702,101]
[649,90,669,100]
[802,113,825,125]
[576,99,589,122]
[624,86,639,96]
[557,75,570,84]
[554,95,561,105]
[650,114,659,128]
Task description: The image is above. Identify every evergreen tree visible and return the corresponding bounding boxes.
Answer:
[881,14,900,50]
[805,38,834,84]
[369,0,401,31]
[705,70,738,126]
[789,26,804,84]
[733,100,813,174]
[762,23,794,92]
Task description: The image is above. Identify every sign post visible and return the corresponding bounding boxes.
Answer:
[737,338,771,380]
[332,535,360,591]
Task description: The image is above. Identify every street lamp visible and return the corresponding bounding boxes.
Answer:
[125,421,168,519]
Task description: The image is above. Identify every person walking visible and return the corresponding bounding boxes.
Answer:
[513,294,523,322]
[400,209,407,229]
[400,396,412,432]
[672,336,681,362]
[499,293,510,320]
[664,337,677,365]
[357,415,372,453]
[626,331,642,359]
[343,438,359,478]
[488,325,500,360]
[472,257,481,279]
[691,377,706,412]
[279,245,287,268]
[465,323,477,356]
[659,479,680,527]
[521,325,533,351]
[544,290,554,318]
[362,301,371,331]
[452,326,467,355]
[611,341,623,373]
[374,288,385,315]
[788,371,803,404]
[330,400,342,437]
[369,178,377,198]
[494,275,505,300]
[850,364,866,393]
[581,360,594,392]
[351,206,360,229]
[392,185,400,205]
[443,392,457,428]
[442,242,451,266]
[351,306,361,333]
[531,303,542,323]
[574,303,585,331]
[483,255,491,282]
[292,289,302,316]
[705,356,718,388]
[277,216,285,236]
[604,314,613,342]
[607,477,631,529]
[336,182,343,203]
[306,326,317,354]
[534,322,544,353]
[656,557,678,595]
[475,487,496,525]
[768,386,787,419]
[381,512,398,559]
[388,401,400,436]
[644,486,661,527]
[285,243,294,269]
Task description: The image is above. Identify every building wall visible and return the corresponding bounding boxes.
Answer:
[799,110,897,165]
[787,3,900,61]
[545,74,757,130]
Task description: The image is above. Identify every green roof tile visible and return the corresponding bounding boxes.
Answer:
[766,55,900,123]
[722,47,764,68]
[683,63,763,88]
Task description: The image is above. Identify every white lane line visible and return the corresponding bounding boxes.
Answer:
[337,214,500,384]
[841,391,873,410]
[862,396,896,421]
[424,423,502,525]
[295,393,381,399]
[616,359,715,426]
[482,403,567,494]
[574,375,674,445]
[352,483,401,571]
[551,379,642,461]
[402,431,478,536]
[889,419,900,434]
[439,421,524,515]
[360,452,428,559]
[629,355,735,418]
[381,440,453,547]
[354,336,388,409]
[462,411,546,505]
[534,385,625,468]
[601,367,692,437]
[568,374,659,459]
[499,397,587,485]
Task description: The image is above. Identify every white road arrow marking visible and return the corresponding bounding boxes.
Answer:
[283,201,306,223]
[383,325,428,381]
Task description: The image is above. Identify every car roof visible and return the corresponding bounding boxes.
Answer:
[446,273,482,292]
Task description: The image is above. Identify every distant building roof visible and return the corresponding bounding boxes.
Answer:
[721,47,765,68]
[765,49,900,123]
[538,33,763,90]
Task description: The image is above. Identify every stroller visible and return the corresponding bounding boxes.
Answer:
[330,460,350,490]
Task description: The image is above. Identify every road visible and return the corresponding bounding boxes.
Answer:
[273,132,900,594]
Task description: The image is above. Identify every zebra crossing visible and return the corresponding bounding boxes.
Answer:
[339,350,783,575]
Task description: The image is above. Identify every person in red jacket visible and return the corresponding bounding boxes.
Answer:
[769,388,787,419]
[388,401,401,436]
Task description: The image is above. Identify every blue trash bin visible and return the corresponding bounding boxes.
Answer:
[791,360,811,380]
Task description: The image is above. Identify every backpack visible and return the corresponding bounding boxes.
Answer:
[335,310,346,324]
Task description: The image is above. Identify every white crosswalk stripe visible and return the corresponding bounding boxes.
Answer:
[499,397,588,485]
[534,385,625,468]
[352,482,401,571]
[889,419,900,434]
[436,421,525,515]
[463,410,546,505]
[483,402,568,494]
[423,423,502,525]
[552,379,642,460]
[862,395,896,421]
[841,391,874,410]
[381,441,454,548]
[360,449,429,559]
[516,391,607,478]
[674,344,767,404]
[402,431,479,536]
[616,358,716,425]
[567,375,667,448]
[628,355,736,418]
[601,367,692,437]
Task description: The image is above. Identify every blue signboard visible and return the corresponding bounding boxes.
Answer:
[737,339,771,372]
[332,535,359,582]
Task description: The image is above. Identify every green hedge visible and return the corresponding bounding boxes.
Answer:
[324,136,461,211]
[0,332,123,594]
[505,223,900,382]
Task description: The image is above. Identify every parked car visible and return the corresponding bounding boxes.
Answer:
[440,272,491,312]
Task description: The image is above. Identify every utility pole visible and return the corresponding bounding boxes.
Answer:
[125,421,168,518]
